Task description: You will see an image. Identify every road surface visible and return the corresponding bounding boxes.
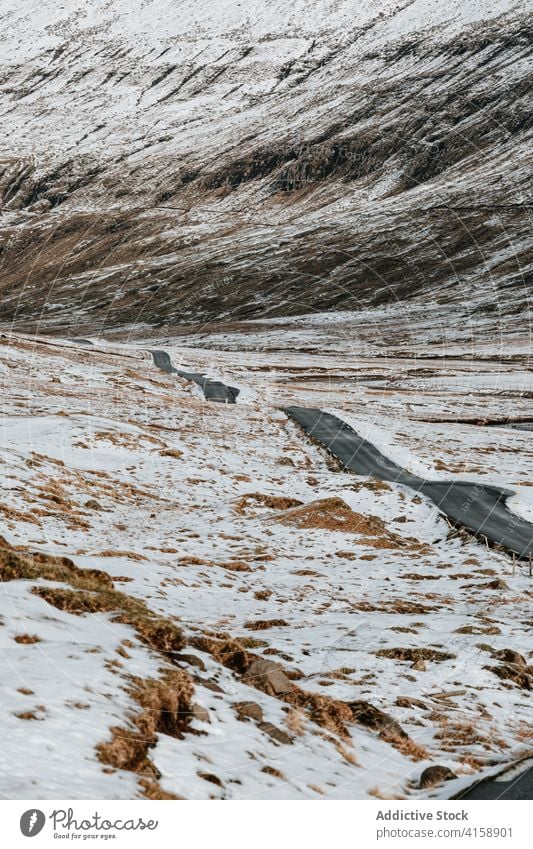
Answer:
[150,350,239,404]
[284,407,533,559]
[455,760,533,800]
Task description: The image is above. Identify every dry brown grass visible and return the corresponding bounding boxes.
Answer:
[0,535,185,660]
[159,448,183,459]
[368,786,405,800]
[347,479,392,493]
[34,586,185,658]
[138,779,183,800]
[286,708,307,736]
[376,648,455,662]
[276,498,385,533]
[97,549,147,561]
[275,497,427,551]
[97,669,194,791]
[234,492,303,515]
[14,634,41,644]
[191,632,419,755]
[244,619,288,631]
[435,719,508,752]
[219,560,252,572]
[0,538,113,591]
[485,663,532,690]
[261,765,285,779]
[0,503,42,527]
[389,735,430,761]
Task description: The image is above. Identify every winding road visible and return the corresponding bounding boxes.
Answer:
[284,407,533,559]
[150,350,239,404]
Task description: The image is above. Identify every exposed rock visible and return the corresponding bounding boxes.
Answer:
[191,704,210,723]
[176,653,207,671]
[419,765,457,789]
[349,700,408,740]
[195,678,225,694]
[234,701,264,723]
[258,721,293,745]
[396,696,428,711]
[85,499,102,510]
[243,659,294,696]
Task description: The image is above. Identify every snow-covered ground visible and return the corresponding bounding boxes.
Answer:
[0,328,531,799]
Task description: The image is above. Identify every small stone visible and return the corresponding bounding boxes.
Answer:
[243,659,293,696]
[235,701,264,722]
[349,701,408,739]
[419,765,457,789]
[176,652,206,671]
[191,704,210,723]
[396,696,428,710]
[258,721,293,745]
[85,499,102,510]
[196,678,224,693]
[411,659,427,671]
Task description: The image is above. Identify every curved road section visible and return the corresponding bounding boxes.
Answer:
[284,407,533,559]
[150,350,239,404]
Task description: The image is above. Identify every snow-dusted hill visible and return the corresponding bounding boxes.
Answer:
[0,0,531,332]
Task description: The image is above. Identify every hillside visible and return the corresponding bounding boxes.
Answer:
[0,0,531,334]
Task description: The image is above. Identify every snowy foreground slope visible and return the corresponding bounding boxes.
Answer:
[0,331,531,799]
[0,0,531,331]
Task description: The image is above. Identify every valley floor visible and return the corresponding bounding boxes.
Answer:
[0,316,531,799]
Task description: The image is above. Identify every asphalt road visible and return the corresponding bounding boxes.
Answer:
[455,761,533,800]
[284,407,533,559]
[150,350,239,404]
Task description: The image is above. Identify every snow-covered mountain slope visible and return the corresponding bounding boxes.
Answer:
[0,0,531,332]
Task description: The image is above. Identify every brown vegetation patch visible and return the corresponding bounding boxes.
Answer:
[97,669,194,791]
[435,721,507,751]
[0,538,113,591]
[376,647,455,662]
[97,550,147,561]
[34,586,185,658]
[274,498,427,550]
[455,624,501,635]
[220,560,252,572]
[0,533,185,663]
[244,619,288,630]
[14,634,41,644]
[347,479,392,493]
[234,492,304,514]
[0,503,42,527]
[354,600,436,614]
[138,779,182,800]
[485,664,532,690]
[276,497,385,533]
[261,765,285,779]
